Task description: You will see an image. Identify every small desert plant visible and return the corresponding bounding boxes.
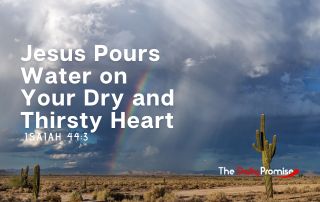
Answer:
[111,192,125,201]
[206,192,230,202]
[314,185,320,192]
[96,189,112,201]
[93,188,126,201]
[84,179,87,189]
[190,195,204,202]
[122,200,140,202]
[9,176,23,188]
[144,186,168,202]
[92,190,98,200]
[47,183,60,192]
[43,192,62,202]
[283,186,298,194]
[299,185,311,193]
[2,195,27,202]
[68,191,83,202]
[81,179,87,191]
[143,191,153,201]
[20,166,29,188]
[156,192,179,202]
[0,183,9,191]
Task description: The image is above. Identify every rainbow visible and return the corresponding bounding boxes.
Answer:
[108,67,152,171]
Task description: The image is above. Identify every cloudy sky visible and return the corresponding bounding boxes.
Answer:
[0,0,320,174]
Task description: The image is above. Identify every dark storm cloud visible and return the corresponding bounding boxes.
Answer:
[0,0,320,173]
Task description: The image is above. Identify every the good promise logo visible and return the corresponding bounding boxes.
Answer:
[219,166,300,178]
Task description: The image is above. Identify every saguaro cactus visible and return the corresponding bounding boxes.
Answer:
[33,164,40,200]
[20,166,29,187]
[252,114,277,198]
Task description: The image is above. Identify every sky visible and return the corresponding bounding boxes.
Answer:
[0,0,320,174]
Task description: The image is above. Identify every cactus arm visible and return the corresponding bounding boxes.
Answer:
[260,114,266,140]
[271,135,277,158]
[260,114,267,150]
[256,130,261,149]
[268,143,273,159]
[252,143,262,152]
[253,129,262,152]
[272,147,276,159]
[260,132,264,150]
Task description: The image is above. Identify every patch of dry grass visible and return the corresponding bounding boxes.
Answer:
[206,192,230,202]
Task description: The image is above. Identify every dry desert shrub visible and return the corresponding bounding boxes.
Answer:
[156,193,179,202]
[283,186,299,194]
[314,185,320,192]
[0,195,31,202]
[0,183,10,191]
[43,183,60,193]
[92,190,98,200]
[94,188,126,201]
[299,185,311,193]
[143,186,179,202]
[205,192,230,202]
[190,195,204,202]
[42,192,62,202]
[96,189,113,201]
[256,195,277,202]
[8,176,22,188]
[68,191,83,202]
[121,195,142,202]
[122,199,141,202]
[143,191,155,201]
[143,186,167,201]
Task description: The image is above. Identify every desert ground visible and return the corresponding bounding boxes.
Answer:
[0,175,319,201]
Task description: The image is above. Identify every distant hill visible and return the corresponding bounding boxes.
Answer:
[0,169,15,175]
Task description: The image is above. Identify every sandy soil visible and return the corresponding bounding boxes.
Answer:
[175,183,320,196]
[1,176,319,201]
[175,184,320,201]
